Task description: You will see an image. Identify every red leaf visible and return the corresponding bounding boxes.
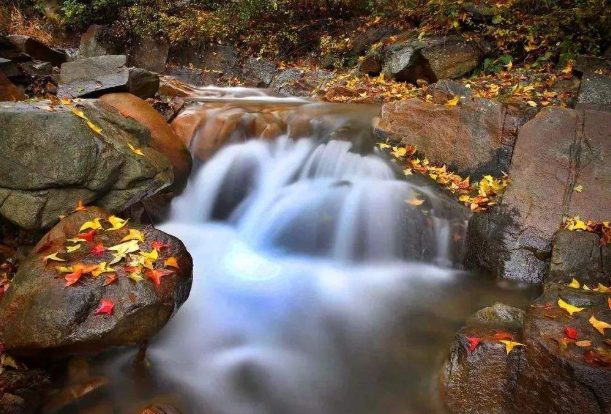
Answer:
[146,268,173,286]
[466,337,481,353]
[564,327,579,340]
[95,299,114,315]
[608,297,611,310]
[493,331,514,341]
[103,273,117,286]
[76,229,96,242]
[90,243,106,257]
[152,240,171,252]
[123,266,140,274]
[584,350,611,367]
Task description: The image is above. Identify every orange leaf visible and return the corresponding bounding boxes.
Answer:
[164,257,180,269]
[146,268,173,286]
[103,273,117,286]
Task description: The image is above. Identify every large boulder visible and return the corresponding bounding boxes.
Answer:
[271,68,334,97]
[78,25,122,58]
[576,72,611,112]
[242,57,278,87]
[0,207,192,356]
[170,43,238,85]
[129,36,169,74]
[382,36,481,83]
[466,108,611,283]
[0,100,173,229]
[58,55,130,99]
[99,93,192,193]
[5,35,66,67]
[375,97,533,178]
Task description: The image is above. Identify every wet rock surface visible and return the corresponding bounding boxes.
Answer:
[0,100,173,229]
[0,207,193,356]
[271,68,334,97]
[58,55,130,98]
[466,107,611,283]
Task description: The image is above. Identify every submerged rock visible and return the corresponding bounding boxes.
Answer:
[0,207,193,356]
[0,100,173,229]
[466,108,611,283]
[99,93,192,194]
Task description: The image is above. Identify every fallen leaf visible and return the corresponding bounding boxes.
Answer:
[121,229,145,243]
[446,96,460,106]
[576,340,592,347]
[90,243,106,257]
[79,218,102,232]
[66,244,82,253]
[407,198,425,206]
[36,237,53,253]
[608,297,611,310]
[567,278,581,289]
[43,252,65,264]
[589,315,611,335]
[75,229,96,242]
[127,273,144,282]
[95,299,114,315]
[71,108,88,120]
[584,349,611,366]
[91,262,115,277]
[75,200,86,212]
[152,241,171,251]
[128,143,144,156]
[65,266,84,286]
[106,216,128,231]
[575,185,583,193]
[146,268,173,286]
[140,249,158,261]
[466,337,481,353]
[564,327,579,340]
[558,298,584,316]
[499,340,524,354]
[164,257,180,269]
[103,273,117,286]
[87,121,103,135]
[493,331,515,341]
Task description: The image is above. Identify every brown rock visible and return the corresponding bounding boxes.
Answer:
[6,35,66,67]
[139,404,182,414]
[170,107,208,148]
[375,97,521,177]
[0,207,193,356]
[467,108,611,283]
[129,37,169,73]
[100,93,192,194]
[0,72,26,102]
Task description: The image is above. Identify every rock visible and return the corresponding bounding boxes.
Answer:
[151,96,185,123]
[0,58,21,79]
[382,36,481,83]
[358,52,382,76]
[0,36,30,62]
[129,37,169,74]
[352,26,402,54]
[99,93,192,194]
[466,108,611,283]
[271,68,334,97]
[441,304,525,414]
[0,207,193,356]
[140,404,182,414]
[576,72,611,112]
[170,43,238,84]
[0,369,50,414]
[58,55,130,99]
[163,67,204,86]
[158,76,196,98]
[128,68,160,100]
[170,106,208,148]
[548,229,611,286]
[0,72,26,102]
[375,97,529,178]
[78,25,121,58]
[0,100,173,229]
[573,55,611,76]
[514,285,611,414]
[6,35,66,67]
[19,60,53,77]
[42,376,107,413]
[429,79,474,102]
[242,57,278,87]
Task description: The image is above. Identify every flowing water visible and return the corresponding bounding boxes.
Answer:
[64,89,539,414]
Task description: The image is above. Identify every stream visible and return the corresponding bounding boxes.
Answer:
[65,89,539,414]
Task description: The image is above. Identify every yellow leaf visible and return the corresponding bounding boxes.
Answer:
[71,108,88,120]
[558,298,584,316]
[56,266,74,274]
[66,244,81,253]
[378,143,391,149]
[164,257,180,269]
[66,238,85,244]
[566,216,588,231]
[106,215,128,231]
[589,315,611,335]
[567,278,581,289]
[446,96,460,106]
[108,239,140,256]
[596,283,610,293]
[576,340,592,347]
[499,340,524,354]
[140,249,158,261]
[407,198,425,206]
[527,101,537,107]
[575,185,583,193]
[121,229,145,243]
[79,218,102,232]
[128,143,144,156]
[87,120,103,135]
[91,262,115,277]
[128,273,144,282]
[43,252,65,264]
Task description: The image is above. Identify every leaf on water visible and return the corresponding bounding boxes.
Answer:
[164,257,180,269]
[589,315,611,335]
[95,299,114,315]
[79,218,102,232]
[499,340,525,354]
[106,216,128,231]
[128,143,144,156]
[121,229,145,243]
[43,252,65,264]
[558,298,584,316]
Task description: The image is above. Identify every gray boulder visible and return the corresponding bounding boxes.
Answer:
[243,57,278,87]
[271,68,334,97]
[128,67,160,99]
[576,72,611,112]
[0,57,21,79]
[0,207,192,356]
[0,100,173,229]
[78,25,122,58]
[6,35,67,67]
[382,36,481,83]
[129,36,169,73]
[58,55,130,98]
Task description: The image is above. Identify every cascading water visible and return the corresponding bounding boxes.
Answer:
[84,90,537,414]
